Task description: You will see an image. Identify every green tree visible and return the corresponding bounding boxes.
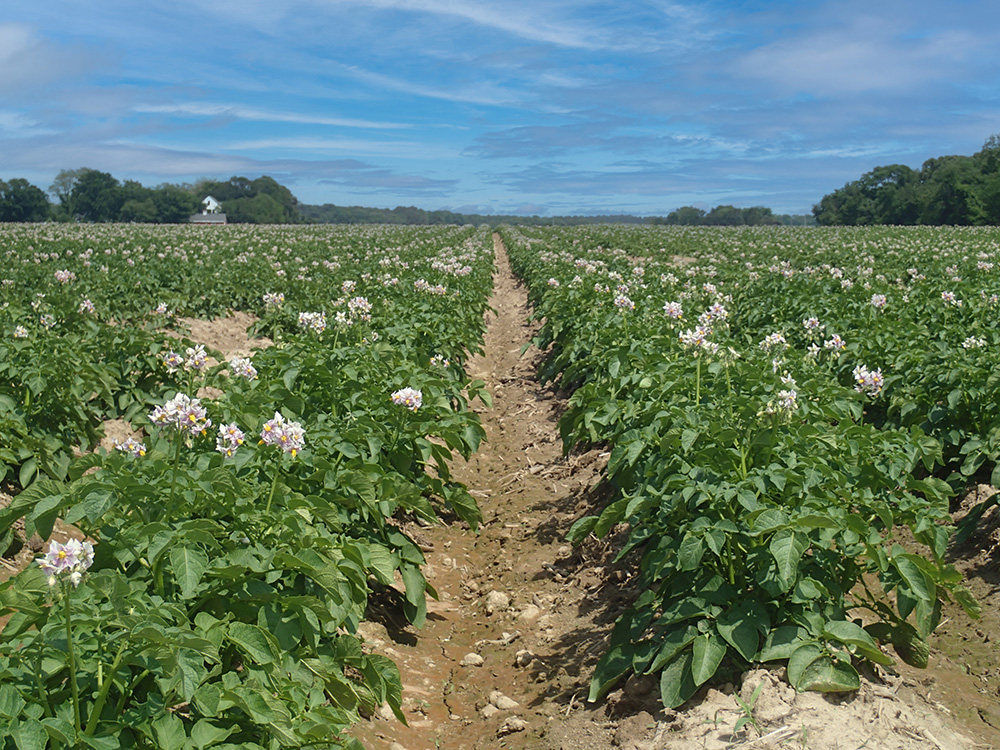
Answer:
[0,178,51,221]
[703,205,745,225]
[70,169,123,222]
[152,185,199,223]
[918,155,981,225]
[48,167,90,220]
[119,198,159,222]
[665,206,706,225]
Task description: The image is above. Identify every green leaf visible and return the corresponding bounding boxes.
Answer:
[0,683,26,719]
[366,543,397,585]
[690,632,726,686]
[10,717,47,750]
[796,656,860,693]
[769,530,808,593]
[565,515,599,544]
[588,643,635,703]
[677,534,704,571]
[953,584,980,619]
[646,626,699,674]
[893,554,935,602]
[170,545,208,599]
[174,647,208,702]
[191,720,236,750]
[82,488,115,523]
[822,620,893,666]
[717,601,768,662]
[680,428,699,453]
[18,458,37,489]
[659,649,697,709]
[152,712,188,750]
[81,736,122,750]
[227,622,280,666]
[889,623,930,668]
[758,625,808,662]
[786,642,823,690]
[40,717,76,745]
[751,508,789,535]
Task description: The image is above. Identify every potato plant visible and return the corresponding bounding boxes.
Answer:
[0,224,494,749]
[502,224,991,708]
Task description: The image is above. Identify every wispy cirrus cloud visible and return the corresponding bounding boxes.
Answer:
[134,102,410,130]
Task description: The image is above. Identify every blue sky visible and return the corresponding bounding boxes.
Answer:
[2,1,998,216]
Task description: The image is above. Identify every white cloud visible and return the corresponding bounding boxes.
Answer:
[135,102,410,130]
[223,136,456,159]
[736,22,984,96]
[0,22,103,95]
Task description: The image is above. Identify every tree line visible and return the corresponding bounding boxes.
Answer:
[0,169,303,224]
[2,166,814,226]
[813,134,1000,225]
[649,204,814,226]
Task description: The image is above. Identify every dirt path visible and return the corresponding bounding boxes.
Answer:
[354,234,993,750]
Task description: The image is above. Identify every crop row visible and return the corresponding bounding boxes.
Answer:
[502,224,994,707]
[0,224,495,748]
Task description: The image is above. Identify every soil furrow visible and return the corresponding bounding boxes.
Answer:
[350,234,989,750]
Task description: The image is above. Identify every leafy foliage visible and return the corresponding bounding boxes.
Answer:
[503,223,989,707]
[0,223,495,748]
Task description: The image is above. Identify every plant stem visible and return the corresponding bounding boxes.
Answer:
[84,640,129,736]
[725,535,736,586]
[33,645,53,718]
[164,428,184,521]
[63,585,82,742]
[264,469,281,515]
[695,356,702,404]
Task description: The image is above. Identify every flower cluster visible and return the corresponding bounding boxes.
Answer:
[39,314,56,330]
[149,394,212,436]
[260,412,306,456]
[391,386,423,411]
[663,301,683,319]
[298,311,326,334]
[870,293,887,310]
[764,388,799,416]
[613,294,635,311]
[162,345,209,373]
[547,277,560,288]
[430,354,450,368]
[78,299,95,314]
[703,302,728,323]
[263,292,285,307]
[941,290,962,307]
[853,364,884,397]
[823,334,846,352]
[962,336,987,349]
[185,345,208,372]
[802,317,822,332]
[114,437,146,457]
[38,539,94,588]
[679,326,718,355]
[13,325,28,339]
[347,296,372,321]
[759,332,788,352]
[216,423,246,458]
[230,356,258,380]
[53,269,77,284]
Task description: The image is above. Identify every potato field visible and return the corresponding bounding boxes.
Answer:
[1,223,999,749]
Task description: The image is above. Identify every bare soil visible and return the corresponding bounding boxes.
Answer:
[350,235,999,750]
